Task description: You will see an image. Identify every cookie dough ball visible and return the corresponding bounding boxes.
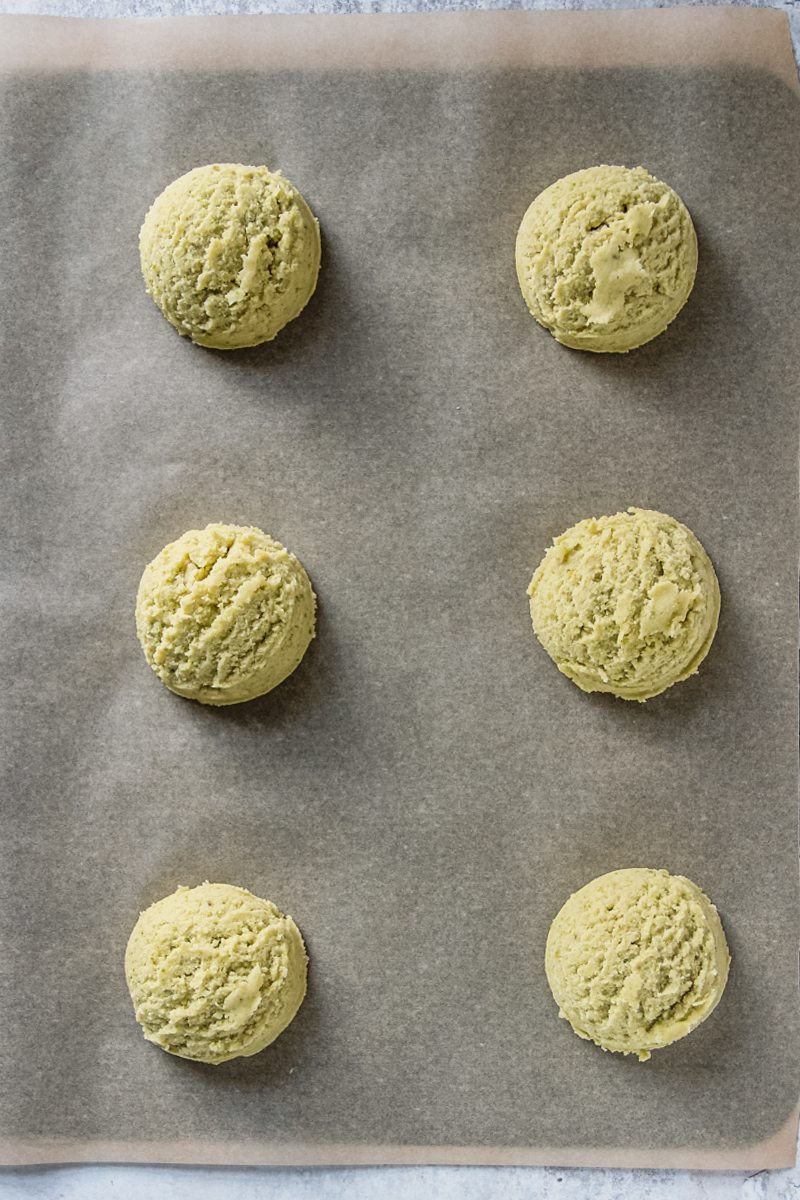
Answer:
[515,165,697,352]
[545,869,730,1061]
[140,163,321,349]
[125,883,308,1064]
[136,523,316,706]
[527,508,719,701]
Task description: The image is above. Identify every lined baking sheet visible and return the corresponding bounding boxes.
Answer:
[0,7,798,1169]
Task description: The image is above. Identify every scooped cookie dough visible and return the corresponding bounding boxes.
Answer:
[136,523,316,705]
[527,508,719,701]
[515,165,697,352]
[140,163,321,349]
[125,883,308,1064]
[545,868,730,1061]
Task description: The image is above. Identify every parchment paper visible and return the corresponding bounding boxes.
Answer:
[0,7,798,1171]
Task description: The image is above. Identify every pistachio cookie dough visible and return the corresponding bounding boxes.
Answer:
[140,163,321,349]
[545,869,730,1061]
[527,508,719,701]
[125,883,308,1064]
[136,523,316,705]
[515,165,697,352]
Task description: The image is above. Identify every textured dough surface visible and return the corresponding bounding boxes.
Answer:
[136,523,316,705]
[515,165,697,352]
[545,868,730,1060]
[527,508,719,701]
[140,163,321,349]
[125,883,308,1064]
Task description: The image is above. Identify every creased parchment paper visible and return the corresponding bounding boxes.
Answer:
[0,6,798,1171]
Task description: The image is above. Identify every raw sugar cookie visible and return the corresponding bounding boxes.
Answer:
[527,508,719,701]
[140,163,320,348]
[125,882,308,1064]
[515,165,697,352]
[545,868,729,1061]
[136,523,316,705]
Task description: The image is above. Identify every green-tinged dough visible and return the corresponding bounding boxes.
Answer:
[125,883,308,1064]
[515,165,697,352]
[527,508,719,701]
[545,868,730,1061]
[136,523,316,706]
[140,163,321,349]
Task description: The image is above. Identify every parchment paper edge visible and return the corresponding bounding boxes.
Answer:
[0,8,797,97]
[1,1106,796,1170]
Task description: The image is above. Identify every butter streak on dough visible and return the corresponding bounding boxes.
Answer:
[140,163,321,349]
[136,523,316,705]
[515,165,697,352]
[545,869,730,1060]
[125,883,308,1064]
[528,508,719,701]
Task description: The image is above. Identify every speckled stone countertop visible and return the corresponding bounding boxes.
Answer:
[0,1,798,1197]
